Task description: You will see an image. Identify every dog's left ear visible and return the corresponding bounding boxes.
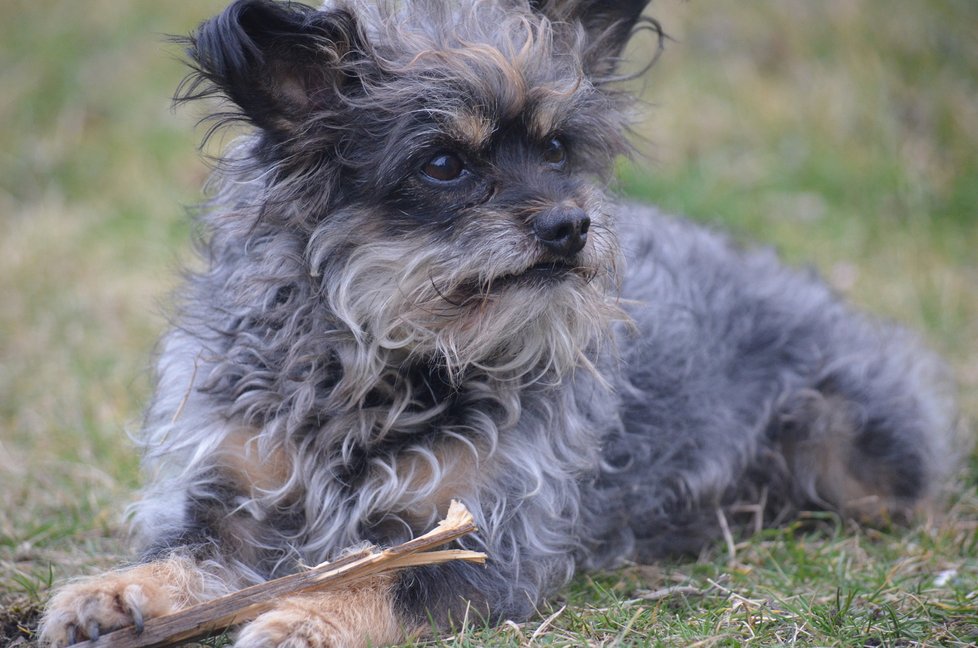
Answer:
[179,0,366,138]
[530,0,655,77]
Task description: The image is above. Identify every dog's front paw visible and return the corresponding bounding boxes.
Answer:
[38,569,176,646]
[234,583,405,648]
[235,597,341,648]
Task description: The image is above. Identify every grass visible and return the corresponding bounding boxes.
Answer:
[1,0,976,645]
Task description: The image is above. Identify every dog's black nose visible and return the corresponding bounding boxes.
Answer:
[533,207,590,257]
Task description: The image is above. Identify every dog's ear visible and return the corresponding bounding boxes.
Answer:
[530,0,656,77]
[179,0,364,137]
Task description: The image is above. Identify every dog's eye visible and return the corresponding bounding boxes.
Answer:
[543,137,566,166]
[421,152,466,182]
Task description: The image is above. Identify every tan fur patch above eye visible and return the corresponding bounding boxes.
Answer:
[526,81,584,140]
[449,112,494,151]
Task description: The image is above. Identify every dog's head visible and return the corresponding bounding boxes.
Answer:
[181,0,657,381]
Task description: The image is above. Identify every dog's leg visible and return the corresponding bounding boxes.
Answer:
[38,554,229,647]
[777,365,954,519]
[769,309,958,519]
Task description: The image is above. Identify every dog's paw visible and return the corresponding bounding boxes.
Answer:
[38,570,176,646]
[233,588,405,648]
[234,598,340,648]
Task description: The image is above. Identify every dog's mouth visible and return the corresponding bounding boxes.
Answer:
[493,259,581,288]
[445,259,592,306]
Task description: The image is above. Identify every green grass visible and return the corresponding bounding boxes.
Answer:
[1,1,976,645]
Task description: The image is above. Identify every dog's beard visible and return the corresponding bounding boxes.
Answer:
[311,208,624,386]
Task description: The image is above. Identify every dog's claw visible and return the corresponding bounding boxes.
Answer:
[131,605,145,635]
[87,620,101,641]
[66,623,78,645]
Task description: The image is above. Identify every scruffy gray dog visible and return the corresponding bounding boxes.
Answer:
[40,0,956,646]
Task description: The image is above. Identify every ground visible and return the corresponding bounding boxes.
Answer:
[1,1,976,646]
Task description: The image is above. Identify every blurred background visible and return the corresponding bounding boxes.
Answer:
[1,0,976,643]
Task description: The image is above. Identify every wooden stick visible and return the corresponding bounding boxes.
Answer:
[76,501,484,648]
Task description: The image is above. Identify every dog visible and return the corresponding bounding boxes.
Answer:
[39,1,957,646]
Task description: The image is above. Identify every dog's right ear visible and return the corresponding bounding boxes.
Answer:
[529,0,657,79]
[178,0,364,138]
